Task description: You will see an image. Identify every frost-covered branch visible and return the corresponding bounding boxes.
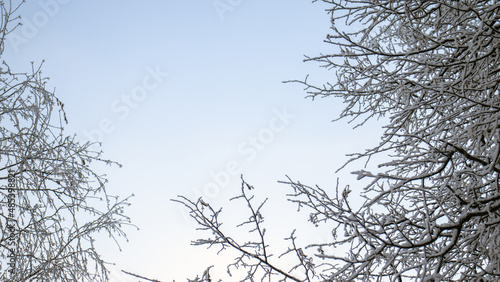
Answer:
[0,2,133,281]
[173,177,311,281]
[180,0,500,280]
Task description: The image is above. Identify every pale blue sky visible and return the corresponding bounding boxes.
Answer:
[4,1,385,280]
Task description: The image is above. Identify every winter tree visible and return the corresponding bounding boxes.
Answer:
[0,1,132,281]
[177,0,500,281]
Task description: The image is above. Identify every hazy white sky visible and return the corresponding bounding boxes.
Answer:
[4,1,385,280]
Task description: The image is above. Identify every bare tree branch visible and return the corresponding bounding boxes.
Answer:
[0,1,134,281]
[179,0,500,281]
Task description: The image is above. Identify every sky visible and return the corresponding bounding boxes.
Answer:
[3,1,386,280]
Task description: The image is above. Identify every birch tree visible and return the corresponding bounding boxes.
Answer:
[0,1,132,281]
[178,0,500,281]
